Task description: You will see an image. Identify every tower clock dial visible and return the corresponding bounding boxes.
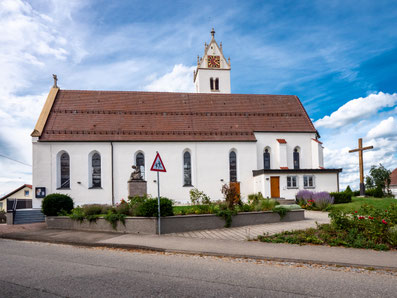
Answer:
[207,55,220,68]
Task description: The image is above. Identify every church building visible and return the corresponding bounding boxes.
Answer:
[31,29,341,207]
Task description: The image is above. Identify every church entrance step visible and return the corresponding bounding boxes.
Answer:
[276,198,296,205]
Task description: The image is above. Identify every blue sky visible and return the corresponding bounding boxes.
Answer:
[0,0,396,194]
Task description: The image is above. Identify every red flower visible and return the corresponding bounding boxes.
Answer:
[354,211,358,213]
[368,216,374,220]
[358,216,364,220]
[382,219,388,225]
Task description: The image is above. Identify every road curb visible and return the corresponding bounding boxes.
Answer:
[2,234,396,272]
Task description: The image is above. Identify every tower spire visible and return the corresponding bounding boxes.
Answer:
[211,28,215,38]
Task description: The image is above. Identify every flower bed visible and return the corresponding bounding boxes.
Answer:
[258,204,397,250]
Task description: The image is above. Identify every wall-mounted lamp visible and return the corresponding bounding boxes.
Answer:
[266,178,270,181]
[220,179,224,182]
[153,180,157,183]
[77,181,81,184]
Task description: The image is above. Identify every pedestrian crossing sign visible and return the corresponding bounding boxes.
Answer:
[150,152,166,172]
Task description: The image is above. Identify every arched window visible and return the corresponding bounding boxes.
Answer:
[60,152,70,188]
[229,151,237,182]
[136,152,145,180]
[293,147,300,169]
[210,78,214,90]
[215,78,219,90]
[183,151,192,186]
[91,153,101,187]
[263,148,271,169]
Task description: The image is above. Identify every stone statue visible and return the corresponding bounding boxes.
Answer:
[52,74,58,88]
[129,165,142,181]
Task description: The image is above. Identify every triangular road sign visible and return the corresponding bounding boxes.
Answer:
[150,152,166,172]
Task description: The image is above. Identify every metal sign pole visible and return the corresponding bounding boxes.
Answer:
[157,170,161,235]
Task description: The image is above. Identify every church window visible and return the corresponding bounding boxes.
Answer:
[60,152,70,189]
[263,148,271,169]
[183,151,192,186]
[210,78,214,90]
[304,175,315,188]
[215,78,219,90]
[293,147,300,169]
[287,176,298,188]
[91,153,101,188]
[136,152,145,180]
[229,151,237,182]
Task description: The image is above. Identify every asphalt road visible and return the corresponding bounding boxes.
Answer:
[0,239,396,298]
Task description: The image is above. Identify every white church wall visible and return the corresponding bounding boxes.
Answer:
[113,141,256,204]
[33,141,258,206]
[32,141,113,208]
[254,132,317,170]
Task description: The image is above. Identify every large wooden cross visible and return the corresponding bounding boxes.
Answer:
[348,138,374,196]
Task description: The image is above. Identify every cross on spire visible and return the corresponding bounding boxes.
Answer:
[211,28,215,38]
[349,138,374,196]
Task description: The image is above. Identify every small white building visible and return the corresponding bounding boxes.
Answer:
[31,29,341,207]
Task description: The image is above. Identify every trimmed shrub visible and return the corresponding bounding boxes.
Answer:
[81,204,104,216]
[42,193,74,216]
[330,192,352,204]
[374,185,384,198]
[353,190,361,196]
[136,197,174,217]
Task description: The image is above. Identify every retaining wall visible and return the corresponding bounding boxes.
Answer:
[46,210,304,235]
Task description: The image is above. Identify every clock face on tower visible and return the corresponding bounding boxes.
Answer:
[207,55,220,68]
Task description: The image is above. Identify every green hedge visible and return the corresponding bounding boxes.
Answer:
[42,193,74,216]
[136,198,174,217]
[330,192,352,204]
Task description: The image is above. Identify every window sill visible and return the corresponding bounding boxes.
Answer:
[183,184,194,187]
[210,89,220,92]
[304,186,315,189]
[89,187,103,189]
[287,187,299,189]
[56,188,70,190]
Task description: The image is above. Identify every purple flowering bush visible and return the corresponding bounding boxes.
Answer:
[312,192,334,210]
[296,190,334,210]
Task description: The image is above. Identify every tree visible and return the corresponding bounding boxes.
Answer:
[344,185,353,195]
[368,164,391,193]
[365,176,374,188]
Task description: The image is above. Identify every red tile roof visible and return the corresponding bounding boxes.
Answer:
[312,138,323,144]
[38,90,317,142]
[0,184,32,201]
[391,168,397,186]
[277,139,287,144]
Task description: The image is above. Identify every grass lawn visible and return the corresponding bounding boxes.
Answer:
[330,196,396,213]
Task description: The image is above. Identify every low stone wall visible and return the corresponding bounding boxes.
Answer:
[46,210,304,235]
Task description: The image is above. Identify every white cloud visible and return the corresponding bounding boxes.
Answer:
[315,92,397,128]
[367,117,397,139]
[144,64,196,92]
[319,94,397,190]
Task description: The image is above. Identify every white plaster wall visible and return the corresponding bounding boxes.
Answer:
[254,132,317,170]
[255,172,339,199]
[33,141,257,206]
[195,69,231,93]
[32,141,113,208]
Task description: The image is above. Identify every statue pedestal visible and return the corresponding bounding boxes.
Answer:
[128,180,147,197]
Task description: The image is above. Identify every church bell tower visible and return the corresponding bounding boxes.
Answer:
[194,28,231,93]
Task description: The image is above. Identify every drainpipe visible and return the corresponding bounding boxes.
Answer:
[111,142,115,206]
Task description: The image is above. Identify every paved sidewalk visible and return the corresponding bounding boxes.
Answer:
[168,211,329,240]
[1,223,396,271]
